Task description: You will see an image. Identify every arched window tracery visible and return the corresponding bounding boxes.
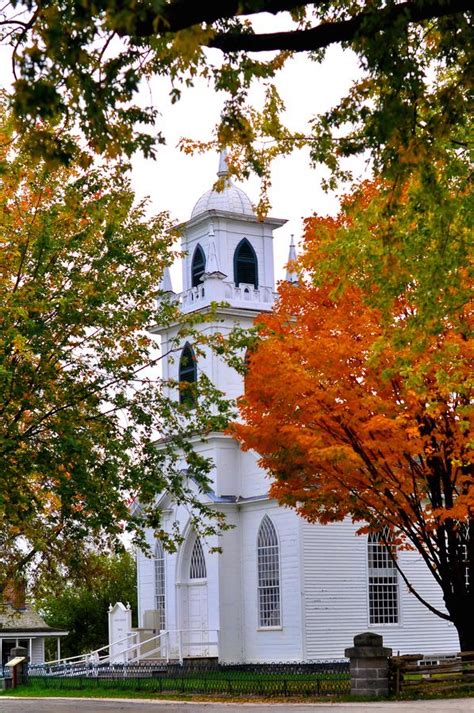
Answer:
[178,343,197,408]
[190,537,207,579]
[191,244,206,287]
[257,515,281,627]
[155,540,166,630]
[234,238,258,288]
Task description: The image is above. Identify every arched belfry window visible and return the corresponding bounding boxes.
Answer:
[191,244,206,287]
[179,343,197,408]
[234,238,258,288]
[257,515,281,627]
[190,537,207,579]
[368,528,399,624]
[155,540,166,630]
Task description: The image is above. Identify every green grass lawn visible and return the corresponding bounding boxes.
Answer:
[2,682,474,705]
[19,671,349,698]
[0,682,389,704]
[2,669,473,703]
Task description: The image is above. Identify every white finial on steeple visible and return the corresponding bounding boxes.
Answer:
[204,223,226,280]
[217,148,230,179]
[285,234,298,284]
[159,265,174,294]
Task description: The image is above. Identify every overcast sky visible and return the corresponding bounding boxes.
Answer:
[1,14,365,284]
[131,44,363,287]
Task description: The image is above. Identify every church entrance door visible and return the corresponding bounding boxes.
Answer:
[180,534,209,658]
[186,583,208,656]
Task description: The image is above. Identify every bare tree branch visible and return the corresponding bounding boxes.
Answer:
[209,0,472,53]
[115,0,306,37]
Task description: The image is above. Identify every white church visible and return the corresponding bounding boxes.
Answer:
[133,154,459,664]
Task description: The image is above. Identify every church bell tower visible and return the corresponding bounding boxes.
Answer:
[153,152,287,402]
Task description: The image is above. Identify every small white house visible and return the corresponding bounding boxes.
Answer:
[135,153,459,663]
[0,605,67,666]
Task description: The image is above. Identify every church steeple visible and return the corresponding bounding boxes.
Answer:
[217,149,230,179]
[151,151,287,404]
[285,234,298,284]
[158,265,174,294]
[174,151,287,306]
[202,222,227,301]
[203,223,226,279]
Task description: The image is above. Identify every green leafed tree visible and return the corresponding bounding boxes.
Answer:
[37,550,137,659]
[0,1,470,334]
[0,1,470,187]
[0,106,232,596]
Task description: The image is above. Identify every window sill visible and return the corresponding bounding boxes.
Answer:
[257,626,283,632]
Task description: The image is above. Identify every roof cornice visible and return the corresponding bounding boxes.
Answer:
[177,209,287,231]
[149,304,273,334]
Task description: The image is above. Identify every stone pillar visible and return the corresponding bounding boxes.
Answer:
[344,632,392,698]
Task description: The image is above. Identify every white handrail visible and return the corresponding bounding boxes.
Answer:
[36,628,220,672]
[102,630,167,664]
[43,630,137,666]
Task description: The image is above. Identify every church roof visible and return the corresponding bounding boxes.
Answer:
[190,151,255,219]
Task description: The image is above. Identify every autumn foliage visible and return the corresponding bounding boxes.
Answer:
[234,187,473,649]
[0,111,231,595]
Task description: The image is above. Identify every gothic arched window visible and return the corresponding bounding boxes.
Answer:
[257,515,281,627]
[234,238,258,288]
[368,529,399,624]
[179,343,197,408]
[190,538,207,579]
[191,244,206,287]
[155,540,166,630]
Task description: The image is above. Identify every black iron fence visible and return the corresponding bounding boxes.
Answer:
[28,660,350,697]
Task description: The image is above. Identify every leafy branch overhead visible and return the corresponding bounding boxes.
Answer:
[1,0,471,193]
[115,0,471,52]
[0,108,233,594]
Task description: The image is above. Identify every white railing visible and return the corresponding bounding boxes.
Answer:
[224,283,275,305]
[176,285,206,309]
[34,628,220,675]
[174,282,276,311]
[40,630,134,667]
[165,629,220,662]
[109,628,220,664]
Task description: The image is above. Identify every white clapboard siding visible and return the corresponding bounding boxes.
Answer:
[301,519,459,659]
[31,638,44,664]
[218,511,243,662]
[136,528,158,627]
[240,504,303,662]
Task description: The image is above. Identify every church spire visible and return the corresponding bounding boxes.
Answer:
[285,234,298,284]
[159,265,174,294]
[203,223,226,280]
[217,148,230,179]
[202,223,226,302]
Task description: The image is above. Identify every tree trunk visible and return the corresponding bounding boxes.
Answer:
[453,615,474,654]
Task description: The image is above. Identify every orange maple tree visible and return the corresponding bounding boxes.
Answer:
[234,211,473,650]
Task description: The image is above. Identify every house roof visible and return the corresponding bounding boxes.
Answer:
[0,605,67,635]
